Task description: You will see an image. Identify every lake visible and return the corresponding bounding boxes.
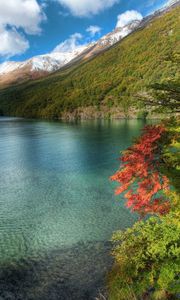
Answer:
[0,117,150,300]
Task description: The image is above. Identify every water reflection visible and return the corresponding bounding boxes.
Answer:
[0,118,151,299]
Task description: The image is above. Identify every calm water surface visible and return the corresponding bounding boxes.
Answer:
[0,117,150,299]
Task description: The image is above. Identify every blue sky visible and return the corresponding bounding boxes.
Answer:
[0,0,169,63]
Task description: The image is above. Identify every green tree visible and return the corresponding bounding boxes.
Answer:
[109,195,180,300]
[138,81,180,113]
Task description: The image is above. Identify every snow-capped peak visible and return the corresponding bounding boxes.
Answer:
[0,19,142,77]
[30,45,91,72]
[0,0,179,80]
[0,44,91,75]
[98,19,141,47]
[166,0,179,6]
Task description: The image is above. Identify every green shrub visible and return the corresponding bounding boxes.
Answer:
[108,195,180,300]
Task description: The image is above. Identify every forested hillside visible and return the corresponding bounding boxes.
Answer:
[0,6,179,119]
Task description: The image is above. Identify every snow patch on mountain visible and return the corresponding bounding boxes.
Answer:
[98,20,141,47]
[0,45,90,75]
[0,0,179,78]
[0,61,23,74]
[0,20,147,77]
[166,0,179,6]
[31,45,90,72]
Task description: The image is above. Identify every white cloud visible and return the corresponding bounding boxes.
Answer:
[0,27,29,58]
[0,0,45,58]
[116,10,143,28]
[0,0,45,34]
[55,0,119,17]
[53,33,84,52]
[86,25,101,37]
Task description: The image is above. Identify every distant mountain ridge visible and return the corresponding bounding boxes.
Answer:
[0,0,179,87]
[0,20,142,85]
[0,45,92,86]
[0,1,179,121]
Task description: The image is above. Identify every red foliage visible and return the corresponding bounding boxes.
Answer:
[111,125,170,216]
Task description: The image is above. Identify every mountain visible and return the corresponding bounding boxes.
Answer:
[166,0,179,7]
[0,3,179,119]
[0,0,179,88]
[97,20,141,47]
[81,20,142,59]
[0,45,93,86]
[0,20,143,87]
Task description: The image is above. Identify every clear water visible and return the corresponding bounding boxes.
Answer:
[0,117,149,299]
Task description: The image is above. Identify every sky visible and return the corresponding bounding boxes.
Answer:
[0,0,170,63]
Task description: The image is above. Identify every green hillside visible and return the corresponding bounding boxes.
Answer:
[0,6,179,119]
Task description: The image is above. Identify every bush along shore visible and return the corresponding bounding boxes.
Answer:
[108,117,180,300]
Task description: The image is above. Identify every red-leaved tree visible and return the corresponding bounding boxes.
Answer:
[111,125,170,216]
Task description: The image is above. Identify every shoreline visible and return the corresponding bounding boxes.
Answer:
[0,107,175,122]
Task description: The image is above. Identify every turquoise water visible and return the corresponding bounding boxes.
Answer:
[0,118,149,299]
